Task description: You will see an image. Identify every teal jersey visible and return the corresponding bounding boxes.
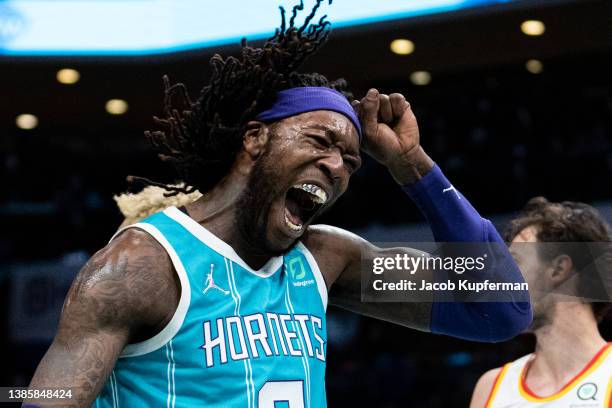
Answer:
[94,206,328,408]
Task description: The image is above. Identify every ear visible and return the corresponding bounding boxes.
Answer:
[549,254,574,285]
[242,121,270,159]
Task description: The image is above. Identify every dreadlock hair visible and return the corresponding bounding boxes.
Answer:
[140,0,351,196]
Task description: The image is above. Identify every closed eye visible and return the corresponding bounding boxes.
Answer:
[344,155,361,173]
[309,134,331,148]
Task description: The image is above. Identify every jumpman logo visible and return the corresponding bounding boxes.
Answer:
[442,185,461,200]
[203,264,230,295]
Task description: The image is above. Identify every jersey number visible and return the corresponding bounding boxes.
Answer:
[258,380,304,408]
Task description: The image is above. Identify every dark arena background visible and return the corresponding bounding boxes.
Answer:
[1,0,611,406]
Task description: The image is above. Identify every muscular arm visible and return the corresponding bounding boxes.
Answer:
[312,90,531,341]
[25,229,178,407]
[304,225,433,331]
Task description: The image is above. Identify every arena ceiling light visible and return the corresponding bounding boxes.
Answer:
[16,113,38,130]
[410,71,431,85]
[0,0,527,56]
[390,39,415,55]
[56,68,80,84]
[521,20,545,36]
[525,59,543,74]
[106,99,128,115]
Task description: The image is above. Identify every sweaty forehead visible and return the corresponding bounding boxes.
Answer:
[285,110,360,145]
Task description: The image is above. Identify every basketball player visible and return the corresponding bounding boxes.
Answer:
[470,197,611,407]
[26,3,531,407]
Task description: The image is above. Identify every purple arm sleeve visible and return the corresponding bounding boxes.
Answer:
[403,164,532,342]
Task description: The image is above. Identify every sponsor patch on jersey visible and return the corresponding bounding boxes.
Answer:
[288,257,315,287]
[576,382,598,401]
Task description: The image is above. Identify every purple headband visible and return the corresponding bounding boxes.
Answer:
[255,86,362,140]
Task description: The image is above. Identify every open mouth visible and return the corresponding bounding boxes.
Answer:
[284,183,328,232]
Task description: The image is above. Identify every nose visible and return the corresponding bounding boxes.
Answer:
[316,150,346,184]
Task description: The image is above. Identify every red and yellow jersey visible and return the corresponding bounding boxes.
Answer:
[486,343,612,408]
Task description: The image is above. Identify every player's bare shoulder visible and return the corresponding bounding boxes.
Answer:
[302,224,368,288]
[469,367,502,408]
[26,228,181,406]
[63,228,179,340]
